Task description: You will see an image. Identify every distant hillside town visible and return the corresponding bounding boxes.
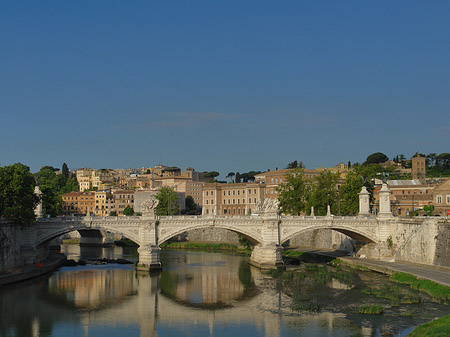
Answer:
[55,152,450,218]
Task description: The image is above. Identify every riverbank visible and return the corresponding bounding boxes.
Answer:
[0,253,66,286]
[160,241,251,255]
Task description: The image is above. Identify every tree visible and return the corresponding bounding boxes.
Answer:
[277,169,311,215]
[339,170,364,215]
[155,187,180,216]
[286,160,299,169]
[423,205,435,216]
[0,163,39,225]
[123,206,134,216]
[306,171,339,216]
[226,172,235,183]
[364,152,389,165]
[204,171,220,183]
[185,195,201,215]
[235,172,241,183]
[34,166,62,217]
[61,162,69,184]
[109,210,117,216]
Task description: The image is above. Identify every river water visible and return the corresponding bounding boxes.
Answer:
[0,245,448,337]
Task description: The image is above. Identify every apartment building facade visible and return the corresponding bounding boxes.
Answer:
[202,183,266,216]
[61,191,96,216]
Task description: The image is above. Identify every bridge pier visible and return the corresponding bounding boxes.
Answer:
[249,243,284,270]
[137,245,162,271]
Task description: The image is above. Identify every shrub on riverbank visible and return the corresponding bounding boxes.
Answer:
[390,273,450,304]
[357,304,384,314]
[408,314,450,336]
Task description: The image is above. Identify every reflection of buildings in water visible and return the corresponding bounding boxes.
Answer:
[173,272,245,304]
[48,268,137,308]
[61,244,128,262]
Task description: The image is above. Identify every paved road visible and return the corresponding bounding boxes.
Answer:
[291,247,450,287]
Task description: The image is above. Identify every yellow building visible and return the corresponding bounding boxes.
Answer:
[202,183,266,216]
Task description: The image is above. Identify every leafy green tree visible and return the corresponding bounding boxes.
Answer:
[364,152,389,165]
[306,171,339,216]
[423,205,434,216]
[34,166,62,217]
[59,177,79,194]
[277,169,311,215]
[123,206,134,216]
[155,187,180,216]
[109,210,117,216]
[339,170,364,215]
[185,195,200,215]
[0,163,39,225]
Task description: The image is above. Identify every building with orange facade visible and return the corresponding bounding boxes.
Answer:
[61,191,96,216]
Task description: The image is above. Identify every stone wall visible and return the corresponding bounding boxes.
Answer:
[287,229,357,253]
[391,218,450,268]
[0,220,21,273]
[176,228,240,245]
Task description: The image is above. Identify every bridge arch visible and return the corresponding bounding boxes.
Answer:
[280,224,378,246]
[34,221,142,248]
[158,219,263,246]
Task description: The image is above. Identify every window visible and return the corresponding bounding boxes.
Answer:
[436,195,442,204]
[248,189,251,195]
[249,198,251,203]
[211,191,214,196]
[233,190,235,195]
[206,191,208,196]
[233,199,235,204]
[446,195,450,204]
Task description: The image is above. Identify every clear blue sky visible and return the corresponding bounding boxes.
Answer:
[1,1,449,176]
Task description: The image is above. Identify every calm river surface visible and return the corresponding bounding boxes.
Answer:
[0,245,448,337]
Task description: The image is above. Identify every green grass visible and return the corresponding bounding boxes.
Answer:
[283,250,305,258]
[362,283,421,306]
[160,242,251,255]
[357,304,384,315]
[390,273,450,304]
[61,239,80,244]
[408,314,450,336]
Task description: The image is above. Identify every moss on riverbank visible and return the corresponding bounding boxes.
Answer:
[390,272,450,304]
[408,314,450,336]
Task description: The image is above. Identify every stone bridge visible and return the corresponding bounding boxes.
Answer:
[17,185,450,270]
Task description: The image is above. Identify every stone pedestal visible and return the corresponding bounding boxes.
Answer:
[378,183,393,218]
[249,243,284,269]
[358,186,370,216]
[137,245,162,271]
[34,186,43,218]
